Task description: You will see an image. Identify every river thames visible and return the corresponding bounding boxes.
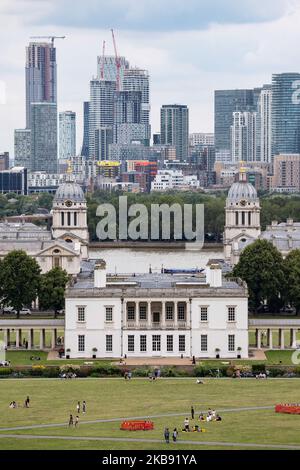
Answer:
[89,247,224,274]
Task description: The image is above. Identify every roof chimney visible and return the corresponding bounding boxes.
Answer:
[206,261,222,288]
[94,259,107,288]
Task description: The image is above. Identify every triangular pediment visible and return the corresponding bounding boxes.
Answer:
[36,241,78,257]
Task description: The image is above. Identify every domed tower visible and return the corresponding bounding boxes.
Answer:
[224,165,261,265]
[52,172,89,250]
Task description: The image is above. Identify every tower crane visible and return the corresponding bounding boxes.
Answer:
[111,29,121,92]
[29,36,66,46]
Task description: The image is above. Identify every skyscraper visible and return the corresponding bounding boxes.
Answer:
[160,105,189,161]
[25,42,57,128]
[214,90,255,156]
[14,129,31,168]
[113,91,150,145]
[81,101,90,158]
[272,73,300,157]
[95,127,113,161]
[59,111,76,162]
[123,68,151,144]
[89,79,116,158]
[231,112,256,163]
[256,85,272,163]
[30,102,57,173]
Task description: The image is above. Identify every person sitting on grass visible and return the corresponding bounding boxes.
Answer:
[199,413,205,421]
[215,414,222,422]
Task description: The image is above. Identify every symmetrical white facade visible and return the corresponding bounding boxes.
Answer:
[151,170,200,191]
[65,261,249,359]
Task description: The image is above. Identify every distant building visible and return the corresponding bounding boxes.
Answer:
[97,55,129,85]
[231,111,257,163]
[95,127,113,161]
[189,133,214,147]
[0,152,9,171]
[153,133,161,145]
[123,68,150,139]
[272,154,300,192]
[113,91,150,145]
[30,102,58,173]
[160,105,189,161]
[14,129,31,169]
[59,111,76,162]
[256,85,272,164]
[0,167,28,195]
[26,42,57,128]
[272,73,300,158]
[81,101,90,158]
[151,170,199,191]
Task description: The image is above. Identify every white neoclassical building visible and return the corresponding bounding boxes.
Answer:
[0,175,89,274]
[65,260,249,359]
[224,168,261,265]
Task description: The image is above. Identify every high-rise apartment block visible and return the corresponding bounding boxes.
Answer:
[231,111,257,163]
[160,105,189,161]
[30,102,58,173]
[14,129,31,168]
[59,111,76,161]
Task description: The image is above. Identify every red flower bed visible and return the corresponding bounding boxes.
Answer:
[120,420,154,431]
[275,404,300,415]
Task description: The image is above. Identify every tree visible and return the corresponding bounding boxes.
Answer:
[39,267,69,317]
[0,250,41,318]
[232,240,286,313]
[284,250,300,314]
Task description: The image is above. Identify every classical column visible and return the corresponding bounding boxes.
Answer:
[279,329,285,350]
[3,329,8,348]
[267,330,273,350]
[39,329,45,350]
[257,330,262,349]
[51,329,57,349]
[16,329,20,348]
[135,301,139,328]
[290,329,297,349]
[27,330,32,350]
[162,301,166,328]
[147,301,152,328]
[174,301,178,328]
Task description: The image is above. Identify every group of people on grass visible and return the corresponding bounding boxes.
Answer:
[9,396,30,409]
[164,406,222,443]
[68,400,87,428]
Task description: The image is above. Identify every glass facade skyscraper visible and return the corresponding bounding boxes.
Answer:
[272,73,300,157]
[30,102,57,173]
[214,89,255,156]
[81,101,90,158]
[59,111,76,161]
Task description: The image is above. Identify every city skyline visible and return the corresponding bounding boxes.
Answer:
[1,0,300,156]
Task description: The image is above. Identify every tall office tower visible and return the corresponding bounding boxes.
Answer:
[214,89,254,157]
[272,73,300,158]
[231,111,257,163]
[256,85,272,163]
[123,68,151,144]
[95,127,113,161]
[113,91,150,145]
[97,56,129,85]
[30,102,58,173]
[81,101,90,157]
[0,152,9,171]
[25,42,57,128]
[14,129,31,168]
[59,111,76,162]
[89,79,116,158]
[160,105,189,161]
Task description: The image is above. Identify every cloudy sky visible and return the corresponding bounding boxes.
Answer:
[1,0,300,156]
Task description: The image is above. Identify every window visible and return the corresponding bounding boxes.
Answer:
[179,335,186,352]
[228,335,235,352]
[242,212,245,226]
[228,307,236,323]
[178,304,185,321]
[78,335,85,352]
[248,212,251,226]
[201,335,208,352]
[166,305,174,321]
[200,307,208,322]
[127,305,135,321]
[61,212,65,226]
[139,305,147,321]
[74,212,77,226]
[140,335,147,352]
[106,335,113,352]
[105,306,113,322]
[153,312,160,324]
[67,212,71,226]
[235,212,239,225]
[128,335,135,352]
[77,306,85,322]
[167,335,173,352]
[152,335,161,352]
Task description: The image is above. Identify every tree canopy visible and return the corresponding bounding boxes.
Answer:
[39,267,69,317]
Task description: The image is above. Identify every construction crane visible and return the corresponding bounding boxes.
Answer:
[100,40,106,80]
[29,36,66,46]
[111,29,121,92]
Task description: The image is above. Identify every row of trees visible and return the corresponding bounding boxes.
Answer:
[0,250,69,318]
[232,240,300,314]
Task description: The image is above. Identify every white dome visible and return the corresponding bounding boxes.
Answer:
[54,181,86,204]
[227,181,258,203]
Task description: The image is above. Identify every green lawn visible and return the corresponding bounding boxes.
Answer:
[0,378,300,450]
[5,350,117,366]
